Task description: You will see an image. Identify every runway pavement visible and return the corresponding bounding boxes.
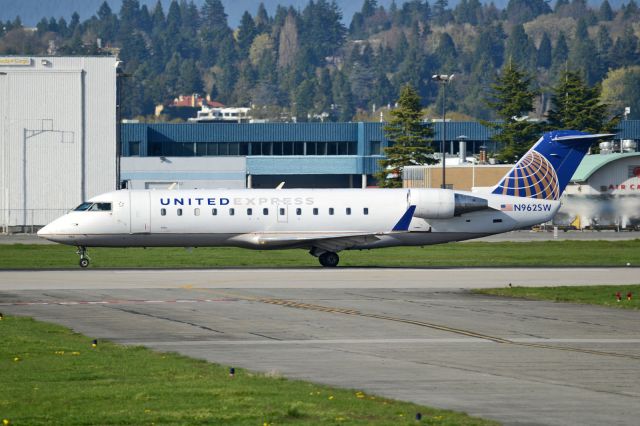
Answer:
[1,268,639,425]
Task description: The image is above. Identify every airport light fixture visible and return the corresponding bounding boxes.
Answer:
[431,74,454,189]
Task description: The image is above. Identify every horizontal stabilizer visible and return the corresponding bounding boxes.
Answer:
[552,133,615,142]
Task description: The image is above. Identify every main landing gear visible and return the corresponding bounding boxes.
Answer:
[76,246,90,268]
[318,251,339,267]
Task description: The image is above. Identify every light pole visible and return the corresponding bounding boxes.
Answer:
[431,74,454,189]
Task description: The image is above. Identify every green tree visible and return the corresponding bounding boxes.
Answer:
[505,24,536,71]
[485,61,541,162]
[376,85,435,188]
[568,18,600,84]
[237,11,257,57]
[598,0,614,21]
[601,66,640,120]
[537,32,552,69]
[547,69,618,132]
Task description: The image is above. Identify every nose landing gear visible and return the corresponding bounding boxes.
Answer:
[76,246,90,268]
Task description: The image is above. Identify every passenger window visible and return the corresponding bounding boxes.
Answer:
[194,208,200,216]
[363,207,369,215]
[313,208,318,215]
[296,208,302,215]
[329,208,334,215]
[161,208,166,216]
[279,208,285,215]
[177,208,183,216]
[247,208,253,216]
[212,208,217,216]
[263,208,269,215]
[346,208,351,215]
[229,208,235,216]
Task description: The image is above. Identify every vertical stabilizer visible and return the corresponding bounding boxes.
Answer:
[492,130,613,200]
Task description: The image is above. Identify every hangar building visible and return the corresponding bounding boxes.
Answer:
[0,56,117,232]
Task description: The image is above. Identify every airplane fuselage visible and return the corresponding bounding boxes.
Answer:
[39,188,559,250]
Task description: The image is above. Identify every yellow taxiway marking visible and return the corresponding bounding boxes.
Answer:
[184,287,640,361]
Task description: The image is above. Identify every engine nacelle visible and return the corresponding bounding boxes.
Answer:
[409,189,489,219]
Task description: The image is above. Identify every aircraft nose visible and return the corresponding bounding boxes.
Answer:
[37,223,53,238]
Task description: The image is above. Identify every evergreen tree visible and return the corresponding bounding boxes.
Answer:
[376,84,435,188]
[547,69,617,133]
[569,18,600,84]
[96,1,117,41]
[254,3,270,34]
[434,32,457,72]
[293,78,316,121]
[551,32,569,76]
[331,70,355,121]
[237,11,257,56]
[596,25,613,76]
[611,26,639,68]
[433,0,450,26]
[537,32,552,69]
[485,61,541,162]
[505,0,551,24]
[505,24,536,71]
[299,0,346,66]
[598,0,614,21]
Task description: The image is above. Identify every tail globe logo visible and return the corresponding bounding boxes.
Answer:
[495,150,560,200]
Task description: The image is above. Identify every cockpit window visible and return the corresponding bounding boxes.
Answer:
[74,202,93,211]
[74,202,112,211]
[89,203,112,211]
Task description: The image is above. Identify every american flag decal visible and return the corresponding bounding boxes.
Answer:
[500,204,513,211]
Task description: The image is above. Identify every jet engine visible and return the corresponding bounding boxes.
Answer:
[409,189,489,219]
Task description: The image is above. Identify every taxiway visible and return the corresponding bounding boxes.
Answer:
[1,268,638,425]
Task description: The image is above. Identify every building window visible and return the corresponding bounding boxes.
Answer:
[229,208,235,216]
[177,208,183,216]
[346,207,351,215]
[370,141,381,155]
[247,208,253,216]
[263,208,269,215]
[329,208,334,215]
[161,208,166,216]
[363,207,369,215]
[279,207,285,215]
[194,208,200,216]
[212,208,218,215]
[313,208,318,215]
[296,208,302,215]
[129,141,141,156]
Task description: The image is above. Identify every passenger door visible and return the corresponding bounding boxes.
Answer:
[277,205,288,223]
[129,191,151,233]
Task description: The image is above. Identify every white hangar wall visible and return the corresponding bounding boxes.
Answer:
[0,56,116,230]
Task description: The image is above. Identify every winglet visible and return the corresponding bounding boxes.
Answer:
[392,205,416,231]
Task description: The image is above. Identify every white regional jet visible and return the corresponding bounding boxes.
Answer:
[38,130,609,267]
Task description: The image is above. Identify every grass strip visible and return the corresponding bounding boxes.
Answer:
[474,285,640,310]
[1,240,640,269]
[0,315,494,425]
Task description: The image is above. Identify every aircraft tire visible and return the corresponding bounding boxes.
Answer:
[319,252,339,267]
[79,258,90,268]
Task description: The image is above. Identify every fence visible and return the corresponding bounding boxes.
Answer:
[1,209,70,234]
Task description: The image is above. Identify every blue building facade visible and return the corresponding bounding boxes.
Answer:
[121,121,640,189]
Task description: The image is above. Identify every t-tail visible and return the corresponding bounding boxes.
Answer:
[492,130,613,200]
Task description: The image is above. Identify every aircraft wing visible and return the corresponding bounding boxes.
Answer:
[254,232,384,251]
[242,205,416,251]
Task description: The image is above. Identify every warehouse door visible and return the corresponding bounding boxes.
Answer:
[129,192,151,233]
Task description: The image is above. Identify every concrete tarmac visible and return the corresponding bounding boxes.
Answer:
[1,268,639,425]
